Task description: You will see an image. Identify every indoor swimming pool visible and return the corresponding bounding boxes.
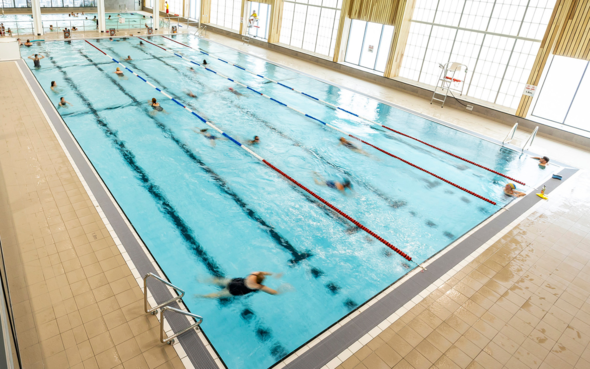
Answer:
[22,36,553,369]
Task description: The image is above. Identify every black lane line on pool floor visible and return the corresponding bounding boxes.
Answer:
[35,50,289,363]
[100,45,361,307]
[16,59,220,369]
[61,47,291,361]
[124,44,364,234]
[283,167,579,369]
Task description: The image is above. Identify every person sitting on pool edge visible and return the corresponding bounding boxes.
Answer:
[313,172,352,193]
[504,183,525,197]
[532,156,550,168]
[58,97,72,108]
[196,271,290,298]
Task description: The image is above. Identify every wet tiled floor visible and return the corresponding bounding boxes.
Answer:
[335,171,590,369]
[0,61,184,369]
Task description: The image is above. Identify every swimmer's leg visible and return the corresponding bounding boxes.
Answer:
[195,289,232,299]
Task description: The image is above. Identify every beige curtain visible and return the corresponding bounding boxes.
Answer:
[348,0,400,26]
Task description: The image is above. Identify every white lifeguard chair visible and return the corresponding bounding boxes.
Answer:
[431,62,468,108]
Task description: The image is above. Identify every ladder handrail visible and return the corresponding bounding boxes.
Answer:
[160,306,203,344]
[522,126,538,152]
[502,123,518,145]
[143,272,185,315]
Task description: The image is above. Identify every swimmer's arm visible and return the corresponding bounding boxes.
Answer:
[27,55,35,59]
[259,285,278,295]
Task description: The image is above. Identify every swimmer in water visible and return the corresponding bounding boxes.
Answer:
[114,67,127,79]
[24,39,33,47]
[139,41,144,46]
[504,183,525,198]
[58,97,72,108]
[124,55,132,61]
[203,59,208,65]
[194,128,223,146]
[189,67,196,73]
[247,135,260,145]
[50,81,61,93]
[228,87,243,96]
[339,137,369,156]
[196,271,290,299]
[149,98,165,115]
[185,90,197,98]
[531,156,550,168]
[28,53,45,68]
[313,172,352,193]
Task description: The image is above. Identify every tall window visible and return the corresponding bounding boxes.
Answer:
[189,0,202,20]
[210,0,241,31]
[344,20,394,73]
[247,2,270,40]
[531,55,590,132]
[399,0,556,110]
[280,0,341,57]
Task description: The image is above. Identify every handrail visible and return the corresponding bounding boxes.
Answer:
[522,126,538,152]
[502,123,518,145]
[0,237,22,368]
[143,272,185,315]
[159,306,203,345]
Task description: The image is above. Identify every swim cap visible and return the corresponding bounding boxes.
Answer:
[508,183,515,189]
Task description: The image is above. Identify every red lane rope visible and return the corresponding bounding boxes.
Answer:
[348,135,497,205]
[85,40,107,55]
[262,160,413,261]
[138,36,167,51]
[160,37,525,186]
[382,126,526,186]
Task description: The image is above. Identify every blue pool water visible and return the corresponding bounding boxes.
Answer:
[23,36,551,369]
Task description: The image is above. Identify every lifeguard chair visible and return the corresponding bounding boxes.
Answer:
[430,62,468,108]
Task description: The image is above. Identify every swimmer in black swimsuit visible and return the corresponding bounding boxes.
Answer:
[58,97,72,108]
[313,172,352,193]
[339,137,369,156]
[28,53,45,68]
[149,98,164,115]
[196,271,290,298]
[203,59,208,65]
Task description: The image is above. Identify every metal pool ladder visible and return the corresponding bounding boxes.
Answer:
[143,272,204,345]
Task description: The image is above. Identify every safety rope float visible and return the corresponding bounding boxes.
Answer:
[84,39,414,262]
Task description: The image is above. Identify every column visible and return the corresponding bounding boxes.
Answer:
[97,0,107,33]
[153,0,160,30]
[383,0,416,79]
[331,0,352,62]
[31,0,43,36]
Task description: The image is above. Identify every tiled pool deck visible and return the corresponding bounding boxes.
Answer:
[1,30,590,369]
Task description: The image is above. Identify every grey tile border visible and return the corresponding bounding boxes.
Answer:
[282,167,578,369]
[14,59,221,369]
